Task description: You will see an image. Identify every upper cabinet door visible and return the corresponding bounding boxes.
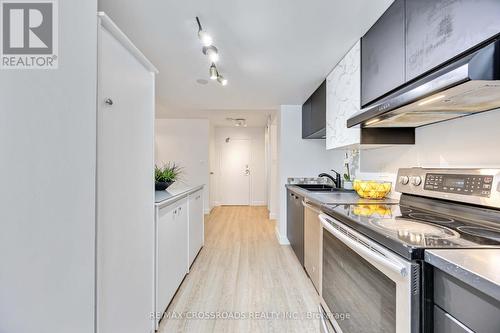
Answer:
[326,41,361,150]
[406,0,500,81]
[302,80,326,139]
[361,0,405,107]
[310,80,326,135]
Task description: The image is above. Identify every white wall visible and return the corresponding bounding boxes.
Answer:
[213,126,267,206]
[0,2,98,332]
[277,105,344,244]
[360,110,500,178]
[268,113,280,220]
[155,119,210,212]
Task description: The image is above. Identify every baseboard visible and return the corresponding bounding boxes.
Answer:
[204,208,211,214]
[269,212,278,220]
[251,201,266,206]
[275,225,290,245]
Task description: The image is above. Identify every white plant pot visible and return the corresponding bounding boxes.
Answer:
[344,181,353,190]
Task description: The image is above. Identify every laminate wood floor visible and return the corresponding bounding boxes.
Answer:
[158,206,320,333]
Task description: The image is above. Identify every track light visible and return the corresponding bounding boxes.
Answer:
[217,75,228,86]
[196,17,213,46]
[209,63,218,80]
[198,31,213,47]
[203,46,219,63]
[196,17,228,86]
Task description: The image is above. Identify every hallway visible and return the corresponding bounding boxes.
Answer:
[159,206,320,333]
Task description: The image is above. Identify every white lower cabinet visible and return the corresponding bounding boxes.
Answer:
[188,189,204,267]
[156,197,188,326]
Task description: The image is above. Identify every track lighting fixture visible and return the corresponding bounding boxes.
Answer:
[196,17,213,46]
[196,17,228,86]
[209,63,218,80]
[202,46,219,63]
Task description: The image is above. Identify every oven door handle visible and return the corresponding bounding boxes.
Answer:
[319,215,408,277]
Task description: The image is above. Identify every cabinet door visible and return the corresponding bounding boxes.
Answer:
[156,198,188,317]
[188,189,204,267]
[175,199,189,274]
[304,205,322,294]
[286,190,295,247]
[326,41,361,150]
[406,0,500,81]
[361,0,405,106]
[302,96,313,138]
[287,191,304,265]
[156,204,176,316]
[97,21,155,333]
[302,81,326,138]
[310,80,326,136]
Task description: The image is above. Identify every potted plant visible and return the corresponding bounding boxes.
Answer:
[155,163,182,191]
[343,173,354,190]
[343,154,353,190]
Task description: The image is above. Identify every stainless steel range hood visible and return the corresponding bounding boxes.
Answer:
[348,38,500,128]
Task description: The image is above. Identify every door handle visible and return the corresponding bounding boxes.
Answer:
[319,214,408,277]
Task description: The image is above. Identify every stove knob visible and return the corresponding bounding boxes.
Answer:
[399,176,409,185]
[411,176,422,186]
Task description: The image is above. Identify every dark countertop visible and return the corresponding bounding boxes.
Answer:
[425,249,500,301]
[286,184,399,206]
[155,183,204,207]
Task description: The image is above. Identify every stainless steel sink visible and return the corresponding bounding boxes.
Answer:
[295,184,353,192]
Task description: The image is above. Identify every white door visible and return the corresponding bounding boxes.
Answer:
[97,20,155,333]
[219,139,251,205]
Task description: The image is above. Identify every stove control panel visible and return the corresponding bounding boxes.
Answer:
[424,173,493,197]
[396,168,500,209]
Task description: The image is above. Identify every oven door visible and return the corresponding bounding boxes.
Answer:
[319,214,419,333]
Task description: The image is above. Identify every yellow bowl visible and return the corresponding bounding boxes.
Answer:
[353,180,392,199]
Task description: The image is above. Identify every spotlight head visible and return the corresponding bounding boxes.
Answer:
[209,63,218,80]
[198,30,213,47]
[203,46,219,63]
[217,75,228,86]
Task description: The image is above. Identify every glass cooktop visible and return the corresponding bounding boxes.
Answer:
[322,202,500,259]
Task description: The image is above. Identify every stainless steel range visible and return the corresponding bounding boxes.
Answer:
[318,168,500,333]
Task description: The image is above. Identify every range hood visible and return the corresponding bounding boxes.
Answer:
[348,38,500,128]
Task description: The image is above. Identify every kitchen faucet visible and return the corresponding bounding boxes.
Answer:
[318,170,342,189]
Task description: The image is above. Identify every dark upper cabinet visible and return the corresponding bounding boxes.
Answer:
[302,80,326,139]
[406,0,500,81]
[361,0,405,107]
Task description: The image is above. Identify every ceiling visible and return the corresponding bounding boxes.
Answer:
[98,0,393,124]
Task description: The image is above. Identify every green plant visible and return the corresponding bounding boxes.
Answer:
[155,163,182,183]
[343,161,353,182]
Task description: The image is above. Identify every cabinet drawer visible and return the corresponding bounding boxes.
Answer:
[434,306,473,333]
[434,269,500,333]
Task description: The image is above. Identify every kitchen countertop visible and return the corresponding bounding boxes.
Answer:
[155,183,204,207]
[286,184,399,206]
[425,249,500,301]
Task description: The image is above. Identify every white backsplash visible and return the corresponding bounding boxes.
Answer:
[355,109,500,199]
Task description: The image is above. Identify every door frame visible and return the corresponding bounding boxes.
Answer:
[216,138,252,206]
